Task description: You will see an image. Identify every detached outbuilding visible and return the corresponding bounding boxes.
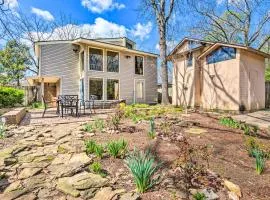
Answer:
[168,38,270,112]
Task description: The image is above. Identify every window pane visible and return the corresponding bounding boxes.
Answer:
[89,48,103,71]
[81,51,84,71]
[207,47,236,64]
[107,51,119,72]
[89,78,103,100]
[187,53,193,67]
[135,56,143,75]
[107,79,119,100]
[136,81,143,98]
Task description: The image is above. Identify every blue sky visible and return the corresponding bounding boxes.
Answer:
[11,0,170,53]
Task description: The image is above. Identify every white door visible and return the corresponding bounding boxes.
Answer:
[134,79,145,103]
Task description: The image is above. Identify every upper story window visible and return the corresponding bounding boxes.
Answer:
[107,51,119,72]
[187,53,193,67]
[207,47,236,64]
[89,48,103,71]
[126,42,133,49]
[135,56,143,75]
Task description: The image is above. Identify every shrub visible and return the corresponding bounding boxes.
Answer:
[148,118,156,139]
[219,117,240,129]
[0,87,24,108]
[85,140,97,154]
[31,101,43,109]
[107,139,128,158]
[253,149,266,175]
[125,149,161,193]
[193,192,206,200]
[0,121,5,139]
[108,108,123,130]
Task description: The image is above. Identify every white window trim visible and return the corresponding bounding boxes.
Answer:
[88,77,104,101]
[88,46,105,72]
[106,50,120,73]
[135,55,144,76]
[106,78,121,100]
[133,79,146,103]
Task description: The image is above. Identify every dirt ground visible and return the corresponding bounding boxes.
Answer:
[89,112,270,200]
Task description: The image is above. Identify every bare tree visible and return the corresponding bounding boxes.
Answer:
[190,0,270,48]
[139,0,178,104]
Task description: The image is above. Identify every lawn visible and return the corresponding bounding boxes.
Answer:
[0,104,269,200]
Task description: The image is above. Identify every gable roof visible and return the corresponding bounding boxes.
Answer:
[34,37,158,57]
[169,37,270,59]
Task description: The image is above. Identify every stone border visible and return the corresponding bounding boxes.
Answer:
[2,107,26,125]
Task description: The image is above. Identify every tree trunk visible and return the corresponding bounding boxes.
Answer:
[159,21,170,105]
[17,78,20,86]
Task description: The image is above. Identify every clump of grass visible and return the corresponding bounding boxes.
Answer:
[85,140,97,154]
[245,137,260,157]
[31,101,44,109]
[219,117,240,129]
[125,149,161,193]
[94,119,105,132]
[148,118,156,139]
[85,140,104,158]
[0,121,6,139]
[107,139,128,158]
[193,192,206,200]
[89,161,107,177]
[83,123,94,133]
[253,149,266,175]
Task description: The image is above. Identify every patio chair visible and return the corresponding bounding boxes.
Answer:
[60,95,79,117]
[42,96,55,118]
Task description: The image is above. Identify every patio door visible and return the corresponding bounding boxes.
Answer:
[80,79,84,100]
[134,79,145,103]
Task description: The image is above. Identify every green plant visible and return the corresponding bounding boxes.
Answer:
[148,118,156,139]
[85,140,97,154]
[31,101,43,109]
[0,87,24,108]
[241,124,251,135]
[94,119,105,131]
[193,192,206,200]
[0,121,6,139]
[219,117,240,129]
[245,137,260,157]
[253,149,266,175]
[107,139,128,158]
[90,161,102,173]
[83,123,94,133]
[125,149,161,193]
[94,144,104,158]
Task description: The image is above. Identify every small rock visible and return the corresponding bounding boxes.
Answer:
[4,158,17,166]
[185,128,207,135]
[228,191,239,200]
[15,193,36,200]
[18,167,42,179]
[224,179,241,197]
[80,188,98,199]
[70,172,108,189]
[0,189,27,200]
[57,177,80,197]
[120,192,140,200]
[93,187,125,200]
[201,188,219,200]
[4,181,22,193]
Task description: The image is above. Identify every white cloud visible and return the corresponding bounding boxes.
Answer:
[81,0,125,13]
[31,7,54,21]
[130,22,152,40]
[3,0,18,10]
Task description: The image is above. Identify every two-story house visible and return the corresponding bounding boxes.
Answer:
[27,37,158,105]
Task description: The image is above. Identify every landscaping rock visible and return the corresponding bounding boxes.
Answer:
[4,181,22,193]
[0,189,27,200]
[93,187,125,200]
[185,128,207,135]
[224,179,242,197]
[57,177,80,197]
[228,191,239,200]
[70,172,108,189]
[23,174,47,190]
[15,193,36,200]
[4,157,17,166]
[120,192,140,200]
[18,168,42,179]
[201,188,219,200]
[80,188,98,199]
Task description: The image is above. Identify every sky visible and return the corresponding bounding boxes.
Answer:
[4,0,183,54]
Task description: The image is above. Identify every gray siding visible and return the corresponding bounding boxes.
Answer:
[40,42,157,104]
[40,43,80,95]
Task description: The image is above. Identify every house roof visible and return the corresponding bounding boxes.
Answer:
[34,37,158,57]
[168,37,270,59]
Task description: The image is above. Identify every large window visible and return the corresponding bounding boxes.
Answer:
[89,78,103,100]
[107,51,119,72]
[89,48,103,71]
[107,79,119,100]
[207,47,236,64]
[187,53,193,67]
[135,56,143,75]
